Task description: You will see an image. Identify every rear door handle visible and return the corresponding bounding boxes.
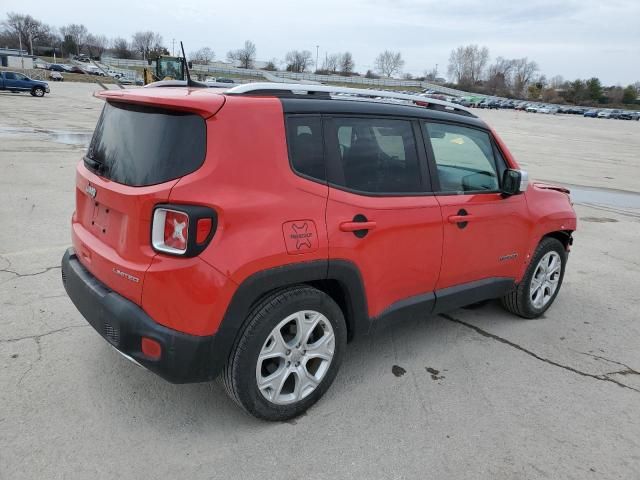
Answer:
[340,221,377,232]
[340,214,376,238]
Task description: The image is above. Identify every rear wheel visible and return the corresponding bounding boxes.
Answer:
[501,237,567,318]
[222,286,347,421]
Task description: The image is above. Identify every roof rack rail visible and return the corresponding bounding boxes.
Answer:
[225,82,474,116]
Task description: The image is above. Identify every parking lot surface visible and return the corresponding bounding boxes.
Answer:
[1,83,639,479]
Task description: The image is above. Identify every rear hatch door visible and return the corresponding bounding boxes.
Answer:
[72,93,223,304]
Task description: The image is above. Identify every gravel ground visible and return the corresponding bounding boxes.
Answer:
[1,83,639,480]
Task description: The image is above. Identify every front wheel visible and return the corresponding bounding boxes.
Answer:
[501,237,567,318]
[31,87,45,97]
[222,286,347,421]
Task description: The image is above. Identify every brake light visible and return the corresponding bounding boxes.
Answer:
[152,208,189,254]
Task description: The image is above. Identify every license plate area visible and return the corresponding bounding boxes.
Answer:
[91,202,111,234]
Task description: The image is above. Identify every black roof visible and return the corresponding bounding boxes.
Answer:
[279,97,489,131]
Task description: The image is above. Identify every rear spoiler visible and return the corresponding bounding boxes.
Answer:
[94,88,226,118]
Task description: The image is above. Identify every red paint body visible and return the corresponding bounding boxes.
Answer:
[71,89,576,337]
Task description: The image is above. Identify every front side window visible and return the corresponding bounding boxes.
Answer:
[14,73,27,80]
[331,117,422,194]
[424,122,501,193]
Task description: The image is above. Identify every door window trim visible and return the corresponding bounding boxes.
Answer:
[323,114,434,197]
[284,114,328,185]
[421,119,507,196]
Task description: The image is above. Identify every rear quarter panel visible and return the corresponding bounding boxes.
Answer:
[141,96,329,335]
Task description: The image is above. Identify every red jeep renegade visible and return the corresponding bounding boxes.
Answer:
[61,83,576,420]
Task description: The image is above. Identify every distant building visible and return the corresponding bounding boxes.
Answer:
[0,48,34,69]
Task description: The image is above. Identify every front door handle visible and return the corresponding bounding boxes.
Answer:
[448,209,470,229]
[340,214,376,238]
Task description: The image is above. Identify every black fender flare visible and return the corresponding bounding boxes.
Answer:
[207,259,369,378]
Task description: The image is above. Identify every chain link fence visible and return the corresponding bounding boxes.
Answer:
[100,56,478,97]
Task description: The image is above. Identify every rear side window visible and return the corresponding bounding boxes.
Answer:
[286,116,325,181]
[85,102,206,186]
[331,118,422,194]
[424,122,500,193]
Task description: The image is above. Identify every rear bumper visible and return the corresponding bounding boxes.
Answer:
[61,248,221,383]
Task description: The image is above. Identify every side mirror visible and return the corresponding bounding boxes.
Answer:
[502,169,528,196]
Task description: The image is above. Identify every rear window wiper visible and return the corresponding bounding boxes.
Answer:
[83,155,107,175]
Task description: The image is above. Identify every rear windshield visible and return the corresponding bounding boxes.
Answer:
[85,101,206,186]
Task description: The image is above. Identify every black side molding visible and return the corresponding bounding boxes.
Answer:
[432,277,515,314]
[371,277,515,332]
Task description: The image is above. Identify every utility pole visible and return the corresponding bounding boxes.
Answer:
[315,45,319,73]
[435,63,438,79]
[18,33,24,69]
[172,38,176,57]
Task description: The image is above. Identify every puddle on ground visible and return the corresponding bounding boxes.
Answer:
[0,126,92,147]
[49,132,93,146]
[567,185,640,209]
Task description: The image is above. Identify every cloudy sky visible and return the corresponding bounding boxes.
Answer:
[3,0,639,84]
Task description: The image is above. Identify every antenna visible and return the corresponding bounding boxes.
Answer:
[179,41,208,88]
[180,41,194,86]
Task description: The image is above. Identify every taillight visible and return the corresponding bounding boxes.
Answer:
[153,208,189,254]
[151,204,217,257]
[196,218,213,244]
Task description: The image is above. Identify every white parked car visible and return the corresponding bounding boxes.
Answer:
[526,105,539,113]
[538,106,559,114]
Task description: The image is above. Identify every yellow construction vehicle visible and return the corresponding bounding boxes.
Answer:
[143,56,187,85]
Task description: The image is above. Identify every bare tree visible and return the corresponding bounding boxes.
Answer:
[447,44,489,87]
[469,45,489,84]
[85,34,108,59]
[60,24,88,55]
[340,52,355,75]
[132,31,162,60]
[424,67,438,82]
[549,75,564,89]
[111,37,134,59]
[226,40,256,69]
[486,56,515,94]
[190,47,215,64]
[262,58,279,71]
[285,50,313,73]
[447,46,466,84]
[3,13,52,54]
[512,57,539,97]
[322,53,340,73]
[374,50,404,77]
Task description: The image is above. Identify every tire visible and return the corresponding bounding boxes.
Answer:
[222,286,347,421]
[32,87,45,97]
[501,237,567,319]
